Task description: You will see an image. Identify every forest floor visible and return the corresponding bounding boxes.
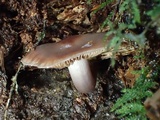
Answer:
[0,0,159,120]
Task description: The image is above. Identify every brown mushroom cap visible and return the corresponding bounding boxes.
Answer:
[21,32,113,68]
[21,32,114,93]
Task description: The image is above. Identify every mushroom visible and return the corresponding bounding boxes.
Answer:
[21,32,113,93]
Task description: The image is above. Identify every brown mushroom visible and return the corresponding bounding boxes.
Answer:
[21,32,113,93]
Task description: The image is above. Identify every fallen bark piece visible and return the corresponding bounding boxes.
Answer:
[144,89,160,120]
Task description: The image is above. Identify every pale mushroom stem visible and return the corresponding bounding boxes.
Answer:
[68,59,96,93]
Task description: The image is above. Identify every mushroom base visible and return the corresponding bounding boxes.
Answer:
[68,59,96,93]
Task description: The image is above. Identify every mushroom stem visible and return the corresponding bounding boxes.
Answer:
[68,59,96,93]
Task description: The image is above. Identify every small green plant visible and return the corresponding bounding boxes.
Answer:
[88,0,160,119]
[99,0,145,66]
[107,0,160,119]
[101,0,140,29]
[111,64,158,120]
[91,0,160,119]
[147,2,160,34]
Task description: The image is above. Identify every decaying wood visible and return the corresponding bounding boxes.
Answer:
[144,89,160,120]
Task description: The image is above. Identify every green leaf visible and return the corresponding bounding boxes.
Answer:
[132,1,141,23]
[147,4,160,20]
[124,33,146,47]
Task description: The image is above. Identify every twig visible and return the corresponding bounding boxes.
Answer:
[3,64,23,120]
[34,20,46,47]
